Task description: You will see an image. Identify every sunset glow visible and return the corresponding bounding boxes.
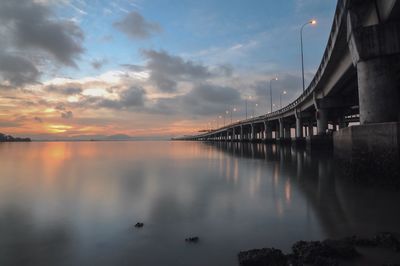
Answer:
[0,0,335,140]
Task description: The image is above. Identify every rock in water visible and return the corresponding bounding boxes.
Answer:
[134,222,144,228]
[185,236,199,243]
[238,248,287,266]
[292,239,358,264]
[374,232,400,251]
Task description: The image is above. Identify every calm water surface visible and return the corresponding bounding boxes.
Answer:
[1,141,400,265]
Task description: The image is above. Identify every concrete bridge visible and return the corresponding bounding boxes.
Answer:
[174,0,400,181]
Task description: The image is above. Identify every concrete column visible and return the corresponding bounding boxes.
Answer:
[275,124,280,140]
[279,119,284,139]
[308,123,313,136]
[240,126,243,141]
[316,109,328,135]
[263,121,267,140]
[357,56,400,124]
[226,130,229,141]
[251,124,256,141]
[296,116,303,138]
[348,19,400,124]
[265,123,272,139]
[284,125,291,139]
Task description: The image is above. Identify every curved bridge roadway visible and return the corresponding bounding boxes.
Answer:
[174,0,400,151]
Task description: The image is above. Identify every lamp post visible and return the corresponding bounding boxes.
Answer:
[231,107,237,124]
[300,19,317,92]
[280,90,287,109]
[269,77,278,113]
[245,95,252,120]
[224,110,229,126]
[253,103,258,117]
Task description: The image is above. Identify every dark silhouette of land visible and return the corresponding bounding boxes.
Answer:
[0,133,31,142]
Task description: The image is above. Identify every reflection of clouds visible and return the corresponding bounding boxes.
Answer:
[233,158,239,185]
[203,142,353,238]
[0,206,72,266]
[7,141,400,264]
[285,179,291,204]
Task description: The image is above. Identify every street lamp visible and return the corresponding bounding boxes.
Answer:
[225,110,229,126]
[231,107,237,123]
[280,90,287,109]
[269,77,278,113]
[245,95,252,120]
[218,115,222,128]
[253,103,258,117]
[300,19,317,92]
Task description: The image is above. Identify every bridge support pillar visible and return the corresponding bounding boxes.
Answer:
[263,121,267,141]
[348,20,400,124]
[284,126,291,139]
[264,122,274,143]
[334,15,400,183]
[279,119,284,139]
[295,112,303,138]
[293,112,306,146]
[240,126,243,142]
[308,123,313,137]
[316,108,328,135]
[251,124,256,142]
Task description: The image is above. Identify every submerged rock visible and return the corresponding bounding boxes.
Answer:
[341,235,377,247]
[374,232,400,251]
[292,239,358,263]
[238,248,287,266]
[237,233,400,265]
[134,222,144,228]
[185,236,199,243]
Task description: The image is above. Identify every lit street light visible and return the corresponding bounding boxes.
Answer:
[269,77,278,112]
[300,19,317,92]
[280,90,287,109]
[253,103,258,117]
[245,95,252,120]
[231,107,237,124]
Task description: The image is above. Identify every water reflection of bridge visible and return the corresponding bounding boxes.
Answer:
[203,141,400,239]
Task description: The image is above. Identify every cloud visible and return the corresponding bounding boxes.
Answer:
[114,11,161,39]
[55,103,66,111]
[34,116,43,123]
[61,110,73,119]
[91,58,108,70]
[180,83,241,115]
[252,73,304,107]
[0,0,84,88]
[81,86,146,110]
[46,85,82,95]
[215,64,234,77]
[148,82,241,116]
[0,53,40,87]
[142,49,211,92]
[120,64,146,72]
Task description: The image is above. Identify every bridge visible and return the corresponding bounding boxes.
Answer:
[174,0,400,181]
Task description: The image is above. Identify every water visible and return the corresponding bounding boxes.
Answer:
[0,141,399,266]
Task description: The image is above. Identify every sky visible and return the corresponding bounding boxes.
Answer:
[0,0,337,140]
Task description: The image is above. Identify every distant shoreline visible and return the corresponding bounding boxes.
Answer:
[0,133,31,142]
[30,139,169,142]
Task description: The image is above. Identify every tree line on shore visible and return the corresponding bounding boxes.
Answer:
[0,133,31,142]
